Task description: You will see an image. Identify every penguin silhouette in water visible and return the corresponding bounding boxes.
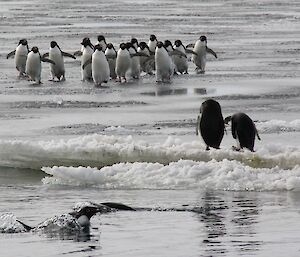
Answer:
[224,112,261,152]
[196,99,225,150]
[16,202,135,236]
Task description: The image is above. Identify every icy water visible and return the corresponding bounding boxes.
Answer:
[0,0,300,256]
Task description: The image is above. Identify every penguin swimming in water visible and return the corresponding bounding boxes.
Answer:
[196,99,225,150]
[188,35,217,74]
[15,202,135,236]
[25,46,55,84]
[80,37,94,82]
[43,41,76,81]
[83,44,110,86]
[105,43,117,79]
[224,112,261,152]
[7,39,29,78]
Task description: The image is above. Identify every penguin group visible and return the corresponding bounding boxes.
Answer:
[196,99,261,152]
[6,35,218,85]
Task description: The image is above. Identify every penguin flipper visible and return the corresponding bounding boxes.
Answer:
[41,57,55,65]
[73,50,82,56]
[169,49,187,58]
[196,115,200,136]
[82,58,92,70]
[42,52,49,58]
[186,43,195,48]
[131,52,149,58]
[206,47,217,58]
[62,51,76,59]
[101,202,136,211]
[6,50,16,59]
[185,49,198,55]
[16,219,33,232]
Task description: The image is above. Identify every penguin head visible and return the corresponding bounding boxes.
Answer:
[19,39,28,46]
[50,41,58,48]
[138,41,148,50]
[119,43,127,50]
[131,38,138,47]
[224,116,232,125]
[174,40,182,47]
[31,46,39,53]
[97,35,106,43]
[149,34,157,42]
[156,41,164,49]
[199,35,207,42]
[94,44,103,52]
[106,43,114,49]
[126,42,136,52]
[81,37,93,48]
[70,206,102,220]
[164,40,174,51]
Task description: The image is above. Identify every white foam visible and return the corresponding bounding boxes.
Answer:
[41,159,300,191]
[257,119,300,133]
[0,134,299,170]
[0,213,27,233]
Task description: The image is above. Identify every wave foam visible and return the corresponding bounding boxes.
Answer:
[42,159,300,191]
[0,134,299,170]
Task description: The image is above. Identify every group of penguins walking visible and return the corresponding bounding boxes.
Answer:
[6,34,218,85]
[197,99,261,152]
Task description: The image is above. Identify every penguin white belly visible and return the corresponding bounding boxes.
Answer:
[15,45,28,75]
[92,52,110,86]
[26,53,41,83]
[173,46,188,74]
[81,48,93,81]
[155,51,172,82]
[192,42,207,71]
[49,49,65,80]
[116,52,131,78]
[105,48,117,79]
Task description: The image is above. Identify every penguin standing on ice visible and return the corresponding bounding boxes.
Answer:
[105,43,118,79]
[115,43,131,83]
[82,44,110,87]
[127,42,140,79]
[25,46,55,84]
[148,34,158,54]
[224,113,261,152]
[188,35,217,74]
[43,41,76,81]
[155,41,174,83]
[138,41,154,75]
[7,39,29,77]
[80,38,94,82]
[196,99,225,150]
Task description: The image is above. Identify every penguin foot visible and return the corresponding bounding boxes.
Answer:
[206,146,210,151]
[232,146,241,152]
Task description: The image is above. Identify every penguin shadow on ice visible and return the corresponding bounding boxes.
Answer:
[224,112,261,152]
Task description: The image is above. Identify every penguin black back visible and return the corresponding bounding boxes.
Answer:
[198,99,224,150]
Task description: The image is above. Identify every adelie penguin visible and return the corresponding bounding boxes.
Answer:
[80,37,94,82]
[96,35,107,51]
[7,39,29,78]
[15,202,135,237]
[187,35,217,74]
[196,99,225,150]
[43,41,76,81]
[82,44,110,87]
[138,41,154,75]
[224,112,261,152]
[105,43,117,79]
[25,46,55,84]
